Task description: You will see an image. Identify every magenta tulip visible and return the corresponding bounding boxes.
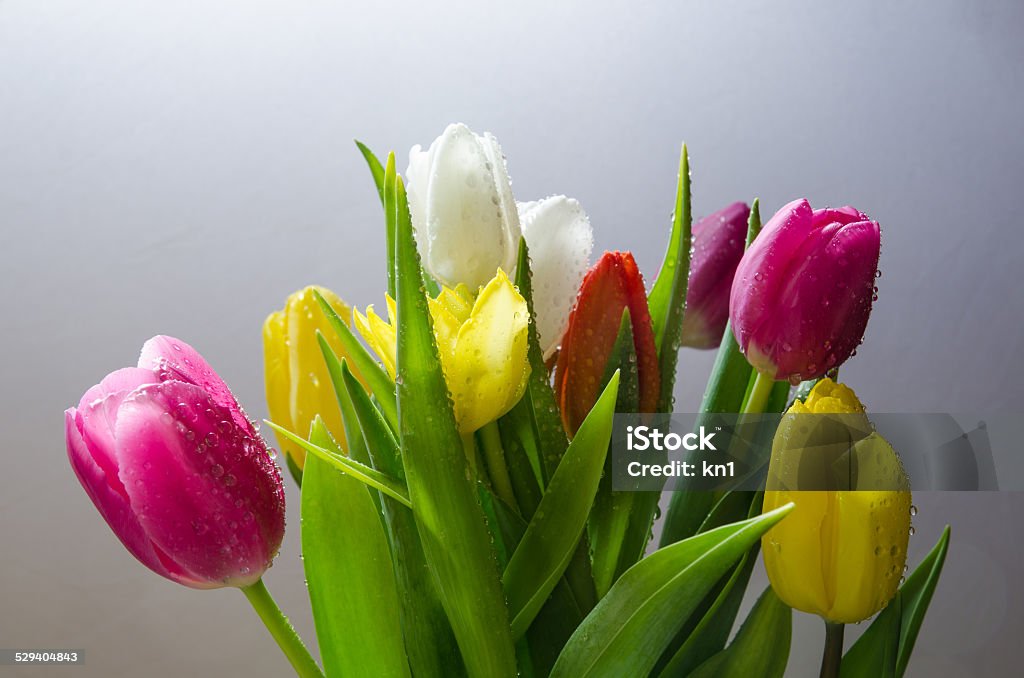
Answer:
[680,201,750,349]
[66,336,286,589]
[729,199,880,383]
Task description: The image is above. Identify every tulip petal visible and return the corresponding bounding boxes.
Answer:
[283,286,353,465]
[423,123,520,290]
[555,252,660,435]
[263,310,295,460]
[139,336,250,431]
[76,368,160,492]
[114,380,285,588]
[681,202,749,349]
[450,270,531,433]
[518,196,594,358]
[406,143,432,248]
[66,408,191,585]
[750,220,880,380]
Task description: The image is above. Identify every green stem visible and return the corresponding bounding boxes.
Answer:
[819,621,844,678]
[480,422,519,512]
[242,579,324,678]
[461,432,482,477]
[741,370,775,415]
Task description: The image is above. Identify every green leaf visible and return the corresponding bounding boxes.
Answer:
[356,140,396,297]
[550,503,794,678]
[355,140,386,203]
[302,419,410,678]
[656,492,763,676]
[315,331,381,518]
[588,309,640,599]
[513,237,569,482]
[337,358,463,678]
[648,143,693,412]
[264,420,411,507]
[312,288,398,431]
[842,526,952,678]
[688,587,792,678]
[503,372,620,639]
[658,199,762,548]
[392,166,517,677]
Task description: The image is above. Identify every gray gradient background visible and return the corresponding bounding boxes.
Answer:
[2,1,1022,676]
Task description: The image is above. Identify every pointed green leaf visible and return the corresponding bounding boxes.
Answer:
[312,288,398,431]
[842,526,951,678]
[355,140,386,203]
[264,420,411,507]
[504,372,620,638]
[392,167,517,677]
[302,419,410,678]
[659,199,762,548]
[589,309,640,599]
[513,237,569,482]
[316,332,383,517]
[648,143,693,412]
[688,587,792,678]
[337,359,463,678]
[551,503,794,678]
[656,492,763,676]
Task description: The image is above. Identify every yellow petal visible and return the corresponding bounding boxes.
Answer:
[762,379,911,624]
[263,309,296,462]
[449,269,531,433]
[366,306,397,378]
[428,296,461,375]
[436,285,473,324]
[283,287,353,467]
[355,305,397,379]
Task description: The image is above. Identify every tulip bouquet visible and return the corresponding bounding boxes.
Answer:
[67,123,951,678]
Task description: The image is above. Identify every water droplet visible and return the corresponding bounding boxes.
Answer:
[211,464,225,478]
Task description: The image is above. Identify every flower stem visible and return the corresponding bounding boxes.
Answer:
[819,621,845,678]
[479,422,519,512]
[741,369,775,415]
[242,579,324,678]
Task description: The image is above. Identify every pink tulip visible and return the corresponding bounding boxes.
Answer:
[66,336,285,589]
[680,201,750,349]
[729,199,880,383]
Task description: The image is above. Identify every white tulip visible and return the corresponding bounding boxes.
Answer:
[406,123,521,291]
[517,197,593,358]
[406,124,593,357]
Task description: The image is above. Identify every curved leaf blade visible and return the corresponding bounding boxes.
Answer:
[688,587,791,678]
[392,167,517,677]
[504,372,620,638]
[302,419,410,678]
[551,503,794,678]
[842,526,951,678]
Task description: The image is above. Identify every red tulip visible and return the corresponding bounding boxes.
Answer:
[729,199,881,383]
[65,336,285,589]
[554,251,660,435]
[680,201,750,349]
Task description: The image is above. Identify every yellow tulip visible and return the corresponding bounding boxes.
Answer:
[762,378,911,624]
[355,269,531,434]
[263,286,360,470]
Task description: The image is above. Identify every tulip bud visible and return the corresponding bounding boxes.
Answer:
[729,199,880,383]
[263,286,360,472]
[680,201,750,349]
[407,125,594,358]
[554,251,660,436]
[406,123,522,291]
[762,379,911,624]
[66,336,285,589]
[517,196,594,358]
[356,269,531,434]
